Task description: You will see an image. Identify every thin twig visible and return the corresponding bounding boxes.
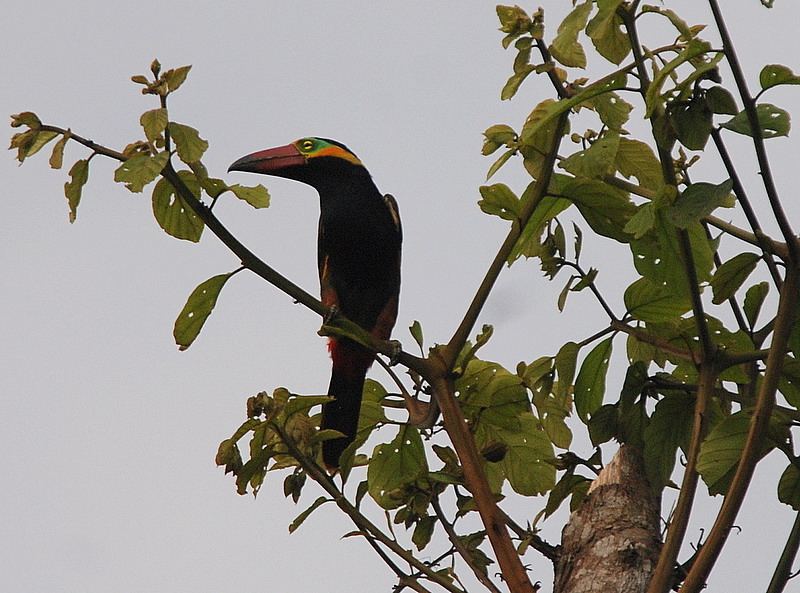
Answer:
[275,426,465,593]
[432,496,504,593]
[707,0,798,263]
[765,510,800,593]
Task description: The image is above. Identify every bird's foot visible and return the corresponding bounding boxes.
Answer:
[323,304,340,325]
[385,340,402,366]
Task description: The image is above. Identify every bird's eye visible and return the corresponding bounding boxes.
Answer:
[301,139,315,151]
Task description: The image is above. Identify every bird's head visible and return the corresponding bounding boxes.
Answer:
[228,137,366,190]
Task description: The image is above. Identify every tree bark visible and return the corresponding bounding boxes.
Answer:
[554,446,662,593]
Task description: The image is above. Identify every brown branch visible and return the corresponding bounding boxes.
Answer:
[610,320,698,363]
[679,265,798,592]
[647,362,718,593]
[429,371,537,593]
[765,510,800,593]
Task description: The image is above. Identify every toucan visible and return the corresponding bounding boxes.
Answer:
[228,138,402,469]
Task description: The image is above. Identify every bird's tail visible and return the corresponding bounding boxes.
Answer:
[322,337,375,469]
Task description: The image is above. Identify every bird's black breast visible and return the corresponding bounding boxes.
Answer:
[318,191,401,329]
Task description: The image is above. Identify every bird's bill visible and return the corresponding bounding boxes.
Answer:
[227,143,305,174]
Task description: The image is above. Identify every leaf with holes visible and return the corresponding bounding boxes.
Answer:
[479,183,520,221]
[367,425,427,510]
[151,171,204,242]
[174,273,233,351]
[722,103,790,138]
[759,64,800,91]
[624,277,691,322]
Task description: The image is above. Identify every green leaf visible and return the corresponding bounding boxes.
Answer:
[486,148,516,180]
[64,158,89,223]
[411,515,436,551]
[173,272,233,351]
[140,108,168,145]
[587,403,619,446]
[167,122,208,163]
[641,5,693,39]
[544,471,591,518]
[368,425,427,510]
[49,130,71,169]
[151,170,204,242]
[722,103,791,138]
[631,208,716,296]
[549,1,592,68]
[501,65,535,100]
[670,179,734,228]
[705,86,738,115]
[586,90,633,130]
[759,64,800,91]
[672,97,713,150]
[778,463,800,510]
[162,65,192,93]
[10,111,41,129]
[288,496,329,533]
[697,410,787,495]
[645,39,713,118]
[624,202,656,239]
[510,190,572,262]
[114,151,170,193]
[478,183,520,221]
[586,0,630,65]
[644,392,694,490]
[560,132,620,179]
[615,138,663,191]
[554,341,579,402]
[483,124,517,151]
[483,413,556,496]
[710,252,760,305]
[562,179,636,243]
[228,183,271,209]
[574,337,613,422]
[409,320,424,350]
[743,282,769,328]
[10,129,58,163]
[778,357,800,409]
[624,277,692,322]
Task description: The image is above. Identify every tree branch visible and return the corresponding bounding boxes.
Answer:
[647,362,717,593]
[707,0,799,263]
[679,265,798,592]
[765,510,800,593]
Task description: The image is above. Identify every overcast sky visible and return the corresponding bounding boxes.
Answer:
[3,2,799,592]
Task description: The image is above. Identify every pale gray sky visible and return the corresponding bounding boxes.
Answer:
[3,2,799,592]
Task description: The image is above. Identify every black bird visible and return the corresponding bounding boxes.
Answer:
[229,138,402,469]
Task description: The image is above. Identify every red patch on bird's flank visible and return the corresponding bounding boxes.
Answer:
[328,338,375,379]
